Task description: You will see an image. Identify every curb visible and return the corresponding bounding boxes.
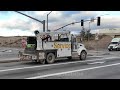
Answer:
[0,59,19,63]
[0,52,111,63]
[87,54,93,56]
[0,58,30,63]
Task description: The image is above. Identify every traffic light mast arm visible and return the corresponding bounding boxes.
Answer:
[15,11,44,24]
[54,19,97,31]
[15,11,46,32]
[55,23,75,31]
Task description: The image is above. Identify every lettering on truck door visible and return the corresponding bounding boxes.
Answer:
[53,42,71,57]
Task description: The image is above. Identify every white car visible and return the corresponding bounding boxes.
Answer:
[108,38,120,51]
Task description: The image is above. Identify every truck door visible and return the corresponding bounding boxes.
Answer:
[72,36,78,52]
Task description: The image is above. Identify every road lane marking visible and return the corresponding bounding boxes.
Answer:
[88,56,103,58]
[26,62,120,79]
[0,57,119,73]
[87,61,105,65]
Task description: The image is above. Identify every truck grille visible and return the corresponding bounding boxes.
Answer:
[110,46,113,49]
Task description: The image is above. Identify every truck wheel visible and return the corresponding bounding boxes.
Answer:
[67,56,72,60]
[116,48,119,51]
[39,59,45,64]
[46,53,55,64]
[80,51,87,60]
[118,48,120,51]
[34,59,45,64]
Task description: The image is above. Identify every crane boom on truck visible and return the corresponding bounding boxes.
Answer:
[20,30,87,64]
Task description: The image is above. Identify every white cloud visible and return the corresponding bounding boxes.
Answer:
[0,11,120,36]
[35,11,49,16]
[0,28,34,36]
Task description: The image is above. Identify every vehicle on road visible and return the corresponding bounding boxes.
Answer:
[20,30,87,64]
[108,38,120,51]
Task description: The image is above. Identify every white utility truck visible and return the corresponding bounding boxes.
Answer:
[108,38,120,51]
[20,31,87,64]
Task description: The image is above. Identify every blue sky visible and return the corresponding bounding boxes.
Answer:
[0,11,120,36]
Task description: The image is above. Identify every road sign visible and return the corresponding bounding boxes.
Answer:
[95,33,99,40]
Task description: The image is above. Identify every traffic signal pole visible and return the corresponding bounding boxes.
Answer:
[42,20,45,32]
[15,11,46,32]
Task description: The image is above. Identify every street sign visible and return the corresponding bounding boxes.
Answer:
[95,33,99,40]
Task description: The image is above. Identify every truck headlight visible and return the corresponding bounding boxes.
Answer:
[115,45,118,48]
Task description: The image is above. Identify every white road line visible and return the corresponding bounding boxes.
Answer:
[88,56,103,58]
[87,61,105,65]
[26,62,120,79]
[0,57,119,73]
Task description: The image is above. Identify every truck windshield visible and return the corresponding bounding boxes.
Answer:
[59,38,69,42]
[26,37,37,50]
[111,42,118,44]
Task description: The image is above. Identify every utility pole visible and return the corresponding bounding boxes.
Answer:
[81,26,85,42]
[43,20,45,32]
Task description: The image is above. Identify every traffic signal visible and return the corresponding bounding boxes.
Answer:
[97,17,101,26]
[81,20,84,26]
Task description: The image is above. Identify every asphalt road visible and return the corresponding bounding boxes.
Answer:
[0,56,120,79]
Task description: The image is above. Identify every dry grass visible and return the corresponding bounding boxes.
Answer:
[0,35,113,50]
[83,35,112,50]
[0,36,27,48]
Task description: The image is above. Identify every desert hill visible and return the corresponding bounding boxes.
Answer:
[0,35,113,50]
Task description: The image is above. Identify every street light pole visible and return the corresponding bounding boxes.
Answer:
[47,11,52,32]
[43,20,45,32]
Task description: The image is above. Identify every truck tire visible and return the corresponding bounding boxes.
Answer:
[46,53,55,64]
[108,49,111,51]
[39,59,46,64]
[67,56,72,60]
[116,48,119,51]
[34,59,45,64]
[80,51,87,60]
